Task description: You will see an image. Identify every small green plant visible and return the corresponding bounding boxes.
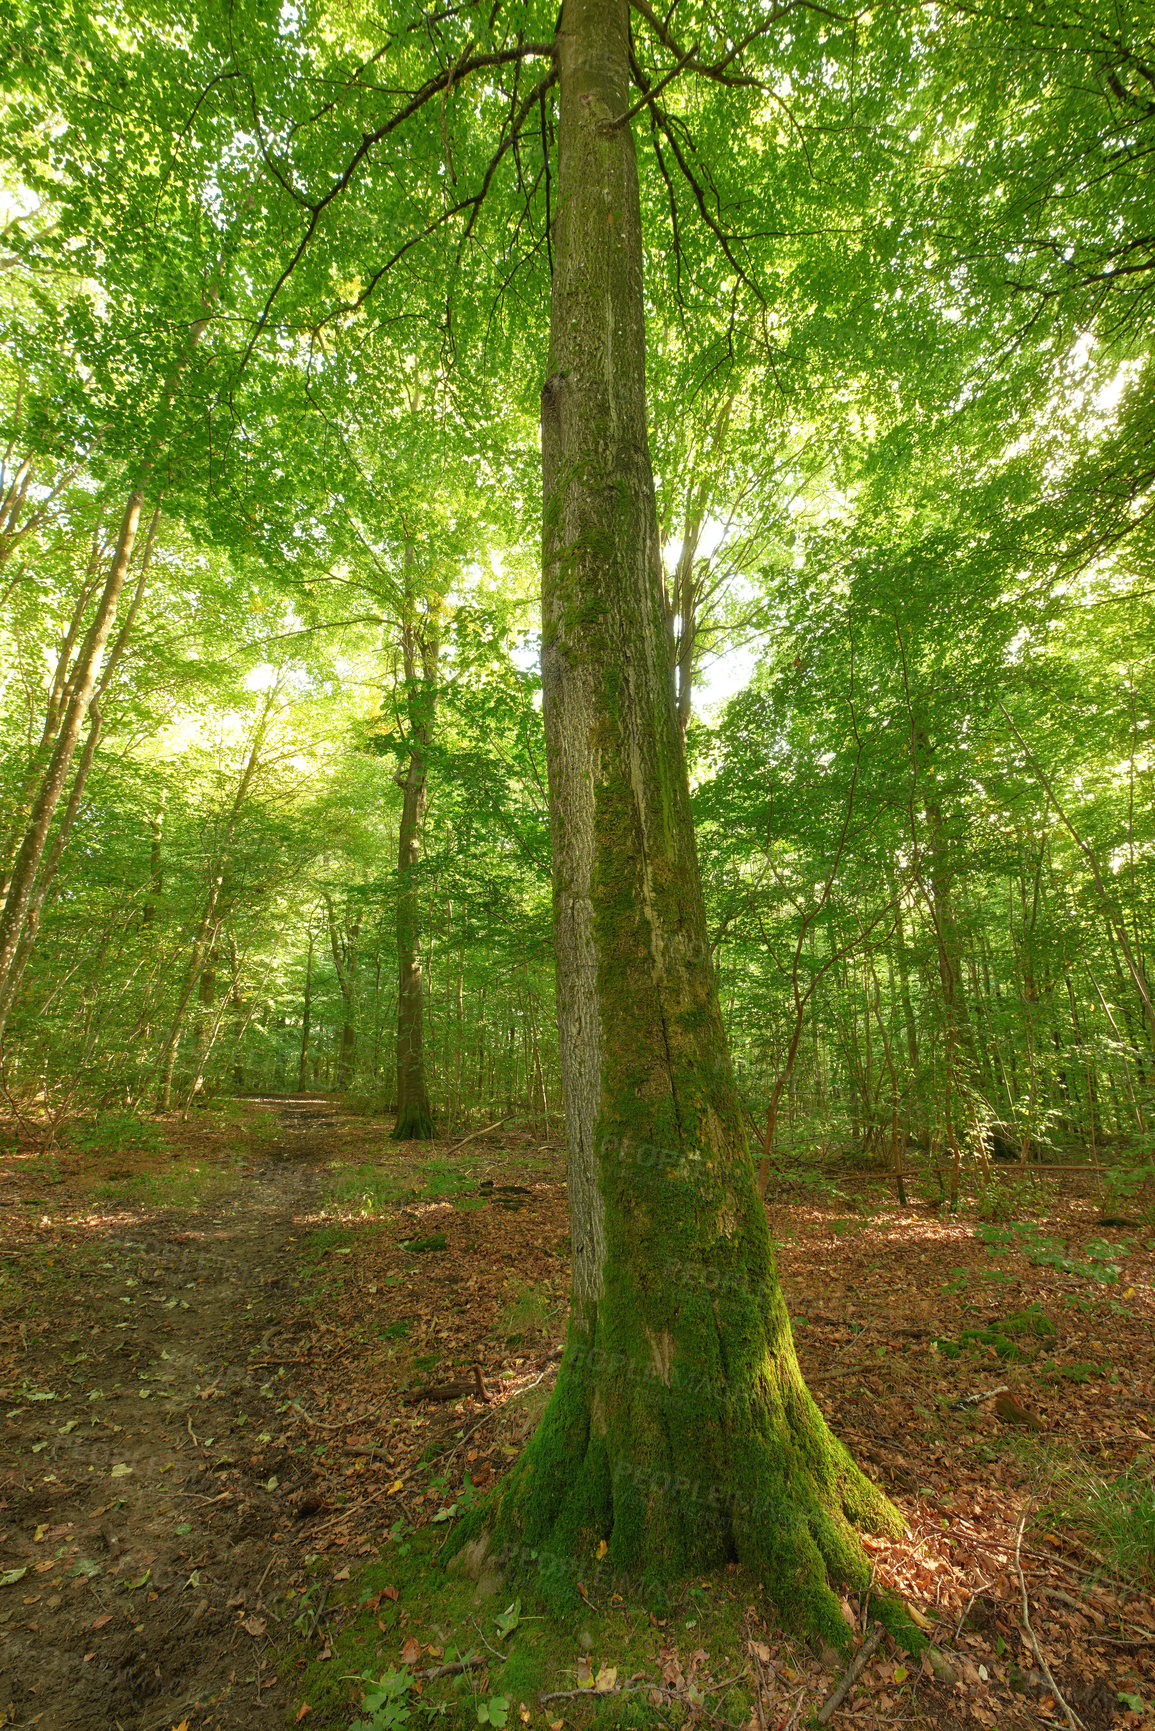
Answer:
[425,1159,472,1199]
[1103,1137,1155,1221]
[499,1281,550,1342]
[1001,1304,1056,1339]
[25,1153,64,1186]
[350,1668,413,1730]
[1041,1360,1103,1384]
[494,1597,521,1639]
[327,1162,408,1213]
[978,1222,1125,1283]
[1048,1454,1155,1588]
[476,1698,510,1727]
[95,1161,238,1209]
[1086,1457,1155,1585]
[973,1173,1041,1223]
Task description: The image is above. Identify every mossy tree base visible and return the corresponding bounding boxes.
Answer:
[448,1174,905,1648]
[391,1100,435,1140]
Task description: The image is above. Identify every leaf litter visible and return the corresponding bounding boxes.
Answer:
[0,1098,1151,1729]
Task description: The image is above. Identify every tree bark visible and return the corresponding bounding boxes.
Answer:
[325,891,361,1092]
[457,0,900,1642]
[0,491,145,1016]
[392,592,438,1139]
[298,930,314,1093]
[141,792,165,927]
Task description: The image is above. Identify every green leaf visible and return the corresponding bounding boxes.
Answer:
[494,1598,521,1639]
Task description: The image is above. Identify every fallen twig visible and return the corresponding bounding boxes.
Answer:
[290,1396,389,1431]
[1038,1586,1155,1636]
[1013,1500,1085,1731]
[948,1384,1009,1411]
[403,1365,490,1404]
[444,1116,516,1155]
[817,1621,884,1724]
[420,1654,483,1680]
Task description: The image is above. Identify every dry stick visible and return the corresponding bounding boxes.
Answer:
[784,1690,808,1731]
[1038,1587,1155,1635]
[817,1621,884,1725]
[419,1655,483,1680]
[444,1114,516,1155]
[1013,1502,1085,1731]
[290,1395,389,1432]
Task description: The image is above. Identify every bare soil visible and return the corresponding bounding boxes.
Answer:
[0,1099,341,1730]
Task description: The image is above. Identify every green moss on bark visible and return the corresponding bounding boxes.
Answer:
[448,1144,905,1644]
[391,1101,435,1140]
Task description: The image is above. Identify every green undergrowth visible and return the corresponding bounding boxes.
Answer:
[1047,1453,1155,1590]
[324,1154,492,1217]
[93,1155,243,1209]
[285,1517,848,1729]
[977,1221,1134,1283]
[932,1302,1057,1363]
[77,1111,166,1156]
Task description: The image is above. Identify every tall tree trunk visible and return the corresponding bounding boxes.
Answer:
[298,931,314,1093]
[142,792,165,927]
[325,893,361,1092]
[392,593,438,1140]
[458,0,899,1640]
[0,702,105,1032]
[0,492,145,1019]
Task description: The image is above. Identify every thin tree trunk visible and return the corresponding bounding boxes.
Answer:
[392,589,438,1139]
[0,493,145,1021]
[298,931,314,1093]
[142,792,165,927]
[0,702,105,1031]
[1002,703,1155,1047]
[324,893,361,1091]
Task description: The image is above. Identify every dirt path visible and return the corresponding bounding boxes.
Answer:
[0,1099,339,1731]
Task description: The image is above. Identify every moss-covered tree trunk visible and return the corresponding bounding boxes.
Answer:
[467,0,902,1641]
[392,598,438,1141]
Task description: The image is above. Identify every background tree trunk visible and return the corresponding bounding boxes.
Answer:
[392,592,439,1139]
[298,930,314,1093]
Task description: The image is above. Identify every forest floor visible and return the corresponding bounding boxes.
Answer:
[0,1098,1152,1731]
